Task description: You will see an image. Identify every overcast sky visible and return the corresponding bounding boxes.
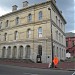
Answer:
[0,0,74,33]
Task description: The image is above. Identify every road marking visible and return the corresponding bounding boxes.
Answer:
[24,73,39,75]
[72,72,75,75]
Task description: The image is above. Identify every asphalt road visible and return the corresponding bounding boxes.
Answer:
[0,64,74,75]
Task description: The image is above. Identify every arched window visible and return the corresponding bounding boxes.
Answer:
[27,29,31,38]
[61,35,63,43]
[59,20,60,27]
[6,20,9,27]
[56,16,57,24]
[4,33,7,41]
[12,46,17,58]
[2,47,6,58]
[59,33,61,42]
[38,27,42,37]
[19,46,23,59]
[7,46,11,58]
[38,45,42,56]
[56,31,58,40]
[16,17,19,25]
[25,45,31,59]
[14,31,18,40]
[38,11,42,20]
[28,14,32,22]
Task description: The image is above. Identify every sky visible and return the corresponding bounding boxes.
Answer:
[0,0,74,33]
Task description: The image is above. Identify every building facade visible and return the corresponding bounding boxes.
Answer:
[0,0,66,63]
[66,32,75,57]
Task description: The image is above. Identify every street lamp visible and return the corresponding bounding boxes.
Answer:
[48,8,54,68]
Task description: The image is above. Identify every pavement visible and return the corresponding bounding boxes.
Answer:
[0,59,75,71]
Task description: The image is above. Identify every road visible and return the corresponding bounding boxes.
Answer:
[0,64,74,75]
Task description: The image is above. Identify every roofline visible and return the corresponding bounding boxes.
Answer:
[50,0,66,24]
[0,0,66,24]
[0,1,48,18]
[66,37,75,38]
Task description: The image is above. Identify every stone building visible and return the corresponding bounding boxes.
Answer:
[0,0,66,63]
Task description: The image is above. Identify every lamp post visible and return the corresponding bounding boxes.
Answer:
[48,8,54,68]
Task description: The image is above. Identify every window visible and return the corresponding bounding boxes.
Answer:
[57,47,58,57]
[59,33,61,42]
[4,33,7,41]
[27,29,31,38]
[72,41,74,46]
[56,31,58,40]
[0,22,2,29]
[14,31,18,40]
[16,17,19,25]
[28,14,32,22]
[6,20,9,27]
[66,41,68,47]
[61,35,63,43]
[59,20,60,27]
[62,49,63,57]
[38,27,42,37]
[25,45,31,58]
[56,16,57,24]
[38,45,42,56]
[60,48,62,59]
[38,11,42,20]
[61,23,62,29]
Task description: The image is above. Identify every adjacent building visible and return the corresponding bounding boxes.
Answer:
[66,32,75,57]
[0,0,66,63]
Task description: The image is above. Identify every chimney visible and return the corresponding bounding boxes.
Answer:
[23,1,28,7]
[52,0,56,4]
[12,5,18,11]
[47,0,56,4]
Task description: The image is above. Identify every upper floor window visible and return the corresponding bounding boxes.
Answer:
[38,27,42,37]
[59,33,61,42]
[4,33,7,41]
[38,11,42,20]
[0,22,2,29]
[28,14,32,22]
[59,20,60,27]
[27,29,31,38]
[14,31,18,40]
[16,17,19,25]
[72,41,74,46]
[66,41,68,47]
[61,23,62,29]
[56,31,58,40]
[56,16,57,24]
[61,35,63,43]
[6,20,9,27]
